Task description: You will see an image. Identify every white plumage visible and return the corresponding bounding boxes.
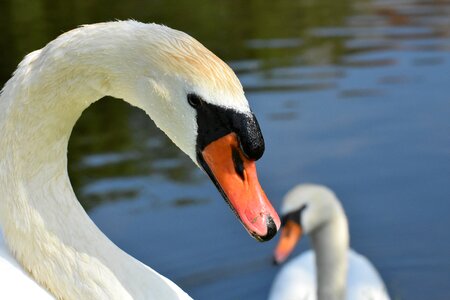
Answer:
[269,184,390,300]
[269,250,389,300]
[0,233,53,299]
[0,21,257,299]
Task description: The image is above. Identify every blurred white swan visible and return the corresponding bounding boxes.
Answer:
[0,21,280,299]
[269,184,390,300]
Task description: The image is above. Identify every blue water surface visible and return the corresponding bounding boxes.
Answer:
[1,0,449,299]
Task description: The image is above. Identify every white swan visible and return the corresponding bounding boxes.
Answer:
[268,184,390,300]
[0,21,281,299]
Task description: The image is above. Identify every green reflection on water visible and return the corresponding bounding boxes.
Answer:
[67,98,203,210]
[0,0,356,82]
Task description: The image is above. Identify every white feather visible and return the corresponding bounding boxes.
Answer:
[0,232,54,299]
[269,184,390,300]
[0,21,250,300]
[269,250,390,300]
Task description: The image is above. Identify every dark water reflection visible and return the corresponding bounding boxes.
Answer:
[1,0,450,299]
[68,99,204,211]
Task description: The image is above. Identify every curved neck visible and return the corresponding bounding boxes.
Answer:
[0,25,187,300]
[310,207,349,300]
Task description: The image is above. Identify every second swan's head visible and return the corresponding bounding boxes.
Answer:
[84,21,280,241]
[273,184,343,263]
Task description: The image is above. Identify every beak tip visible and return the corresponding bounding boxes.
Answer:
[273,252,288,265]
[272,256,280,266]
[257,215,278,242]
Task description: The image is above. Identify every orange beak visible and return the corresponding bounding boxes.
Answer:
[273,220,302,264]
[201,132,280,241]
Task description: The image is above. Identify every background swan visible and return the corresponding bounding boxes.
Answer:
[0,20,280,299]
[268,184,389,300]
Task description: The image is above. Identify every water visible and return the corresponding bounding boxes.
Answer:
[1,0,450,299]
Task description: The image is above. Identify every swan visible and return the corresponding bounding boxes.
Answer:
[268,184,390,300]
[0,20,281,299]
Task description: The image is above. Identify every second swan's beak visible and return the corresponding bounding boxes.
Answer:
[200,132,280,242]
[273,220,302,264]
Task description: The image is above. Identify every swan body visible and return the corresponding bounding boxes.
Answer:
[269,250,388,300]
[0,233,53,299]
[269,184,389,300]
[0,21,279,299]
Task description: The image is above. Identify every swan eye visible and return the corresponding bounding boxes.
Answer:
[187,93,202,108]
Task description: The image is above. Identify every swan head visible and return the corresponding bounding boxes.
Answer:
[104,22,280,241]
[273,184,342,263]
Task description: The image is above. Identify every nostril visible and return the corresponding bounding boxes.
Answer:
[231,147,245,180]
[259,216,278,242]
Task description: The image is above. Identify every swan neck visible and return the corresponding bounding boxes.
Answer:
[310,207,349,300]
[0,25,187,300]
